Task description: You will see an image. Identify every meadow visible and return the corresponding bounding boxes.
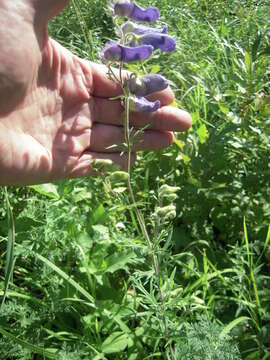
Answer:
[0,0,270,358]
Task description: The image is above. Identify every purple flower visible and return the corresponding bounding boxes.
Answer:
[126,74,168,96]
[100,41,153,62]
[121,21,168,36]
[131,33,176,52]
[129,96,160,112]
[113,1,159,22]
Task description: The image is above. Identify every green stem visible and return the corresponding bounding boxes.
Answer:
[123,87,174,360]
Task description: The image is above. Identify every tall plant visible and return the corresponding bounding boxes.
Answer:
[99,0,178,357]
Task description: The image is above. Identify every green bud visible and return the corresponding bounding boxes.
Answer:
[166,210,177,220]
[163,193,178,202]
[155,204,176,218]
[109,171,129,183]
[159,184,180,197]
[92,159,120,172]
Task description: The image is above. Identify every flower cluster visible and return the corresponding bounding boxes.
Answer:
[100,0,176,112]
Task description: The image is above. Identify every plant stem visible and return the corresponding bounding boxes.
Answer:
[123,87,174,360]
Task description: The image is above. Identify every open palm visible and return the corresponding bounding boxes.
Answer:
[0,0,191,185]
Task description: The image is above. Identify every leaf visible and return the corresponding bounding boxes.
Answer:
[14,216,43,232]
[87,204,108,232]
[35,252,96,308]
[263,225,270,253]
[252,32,262,60]
[218,102,230,115]
[220,317,250,338]
[149,64,160,74]
[0,326,57,358]
[244,51,251,73]
[101,332,131,354]
[29,183,59,199]
[1,188,16,308]
[106,251,136,273]
[197,124,209,144]
[113,187,127,194]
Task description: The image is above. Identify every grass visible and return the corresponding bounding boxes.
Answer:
[1,0,270,359]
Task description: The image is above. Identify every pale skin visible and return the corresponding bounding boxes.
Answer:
[0,0,192,186]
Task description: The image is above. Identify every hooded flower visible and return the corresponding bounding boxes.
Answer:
[130,33,176,52]
[126,74,168,96]
[121,21,168,36]
[100,40,153,62]
[113,0,159,22]
[129,96,160,112]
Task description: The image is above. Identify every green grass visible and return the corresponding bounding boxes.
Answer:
[1,0,270,359]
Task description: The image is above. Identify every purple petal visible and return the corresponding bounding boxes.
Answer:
[121,21,168,36]
[100,41,153,62]
[114,1,134,17]
[100,41,122,61]
[114,1,159,22]
[130,3,159,22]
[138,33,176,52]
[126,74,168,96]
[129,96,160,112]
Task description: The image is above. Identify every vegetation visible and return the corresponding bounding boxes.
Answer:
[0,0,269,358]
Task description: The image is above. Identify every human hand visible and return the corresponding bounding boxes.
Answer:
[0,0,191,186]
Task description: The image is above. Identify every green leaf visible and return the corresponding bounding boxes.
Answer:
[218,102,230,115]
[220,317,250,338]
[264,225,270,253]
[0,326,57,358]
[1,188,16,308]
[106,251,136,273]
[29,183,59,199]
[197,124,209,144]
[252,32,261,60]
[35,252,96,308]
[101,332,131,354]
[244,51,251,73]
[87,204,108,232]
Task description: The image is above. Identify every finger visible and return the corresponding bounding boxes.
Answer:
[92,97,192,132]
[89,62,124,98]
[130,106,192,132]
[69,152,136,178]
[147,88,174,105]
[89,123,174,152]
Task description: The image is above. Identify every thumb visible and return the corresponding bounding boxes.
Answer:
[33,0,70,25]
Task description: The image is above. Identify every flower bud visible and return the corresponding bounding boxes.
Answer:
[159,184,180,196]
[114,1,159,22]
[163,193,178,202]
[126,74,168,97]
[155,205,177,220]
[129,96,160,112]
[130,33,176,52]
[92,159,120,172]
[121,21,168,36]
[100,41,153,63]
[109,171,129,183]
